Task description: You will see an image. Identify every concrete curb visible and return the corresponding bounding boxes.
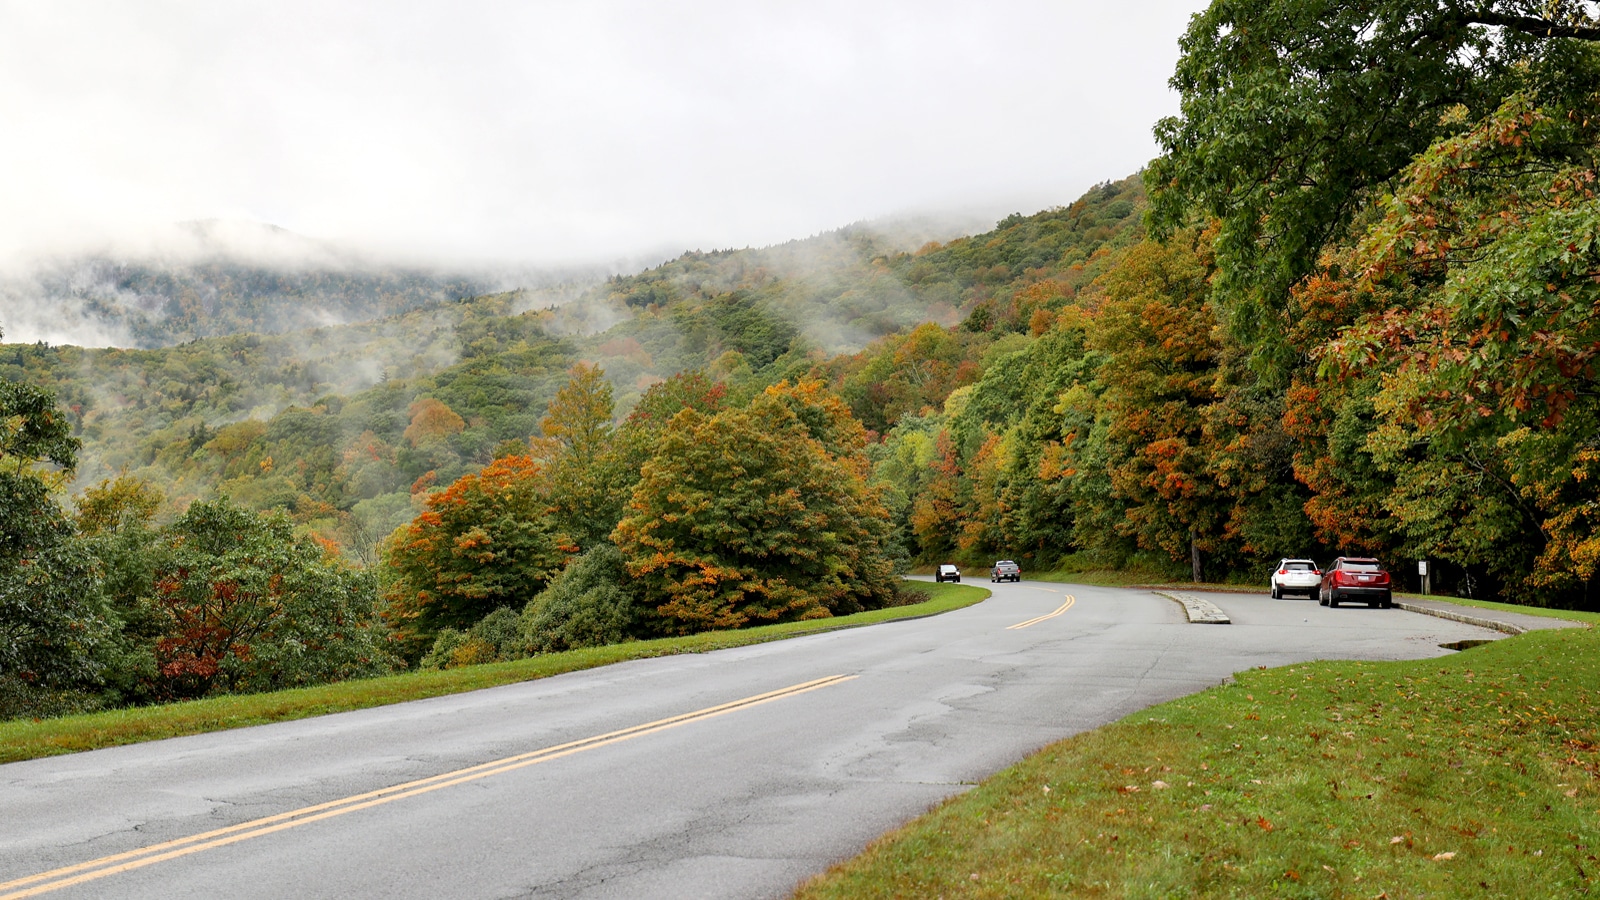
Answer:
[1391,600,1593,635]
[1394,600,1526,635]
[1153,591,1231,624]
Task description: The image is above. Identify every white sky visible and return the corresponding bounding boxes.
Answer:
[0,1,1205,267]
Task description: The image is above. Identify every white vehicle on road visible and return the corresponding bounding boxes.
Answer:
[1270,558,1321,599]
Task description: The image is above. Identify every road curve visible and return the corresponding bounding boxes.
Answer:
[0,582,1503,899]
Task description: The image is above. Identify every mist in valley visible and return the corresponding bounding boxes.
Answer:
[0,2,1195,564]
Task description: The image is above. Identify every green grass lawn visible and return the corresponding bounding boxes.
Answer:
[797,608,1600,898]
[1396,594,1600,627]
[0,581,989,764]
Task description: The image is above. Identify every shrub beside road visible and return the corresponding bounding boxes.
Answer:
[0,582,988,764]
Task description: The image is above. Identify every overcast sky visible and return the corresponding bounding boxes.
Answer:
[0,1,1206,267]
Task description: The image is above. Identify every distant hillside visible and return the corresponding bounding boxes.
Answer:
[4,175,1147,559]
[0,221,582,348]
[593,177,1144,353]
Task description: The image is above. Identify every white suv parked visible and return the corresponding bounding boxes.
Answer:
[1270,559,1321,599]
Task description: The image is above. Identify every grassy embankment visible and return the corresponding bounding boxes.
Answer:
[0,581,989,765]
[797,605,1600,898]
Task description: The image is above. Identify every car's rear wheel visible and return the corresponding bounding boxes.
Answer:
[1270,585,1281,599]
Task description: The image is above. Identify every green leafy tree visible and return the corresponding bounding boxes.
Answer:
[517,543,642,653]
[0,379,81,473]
[0,379,105,717]
[1148,0,1600,366]
[418,606,522,670]
[614,389,897,633]
[151,499,395,699]
[1320,89,1600,602]
[533,363,627,549]
[74,475,170,706]
[613,369,729,480]
[1089,234,1225,579]
[0,475,105,712]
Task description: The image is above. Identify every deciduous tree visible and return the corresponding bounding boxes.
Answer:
[382,455,574,656]
[151,499,394,699]
[614,389,897,633]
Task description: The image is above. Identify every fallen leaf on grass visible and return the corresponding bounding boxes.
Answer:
[1432,851,1456,861]
[1258,817,1274,831]
[1390,836,1404,844]
[1152,780,1170,790]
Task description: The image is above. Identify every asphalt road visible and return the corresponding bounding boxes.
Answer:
[1,581,1504,899]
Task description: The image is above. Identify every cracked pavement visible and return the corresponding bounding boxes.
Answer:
[0,582,1504,899]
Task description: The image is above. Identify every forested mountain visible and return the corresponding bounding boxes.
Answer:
[4,191,1141,567]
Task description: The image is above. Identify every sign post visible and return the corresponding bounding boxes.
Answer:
[1417,560,1430,596]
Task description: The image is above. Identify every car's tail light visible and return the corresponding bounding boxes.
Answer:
[1277,569,1287,575]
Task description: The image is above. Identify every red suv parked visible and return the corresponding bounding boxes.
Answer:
[1319,557,1393,609]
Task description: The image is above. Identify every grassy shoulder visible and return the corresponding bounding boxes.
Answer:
[797,623,1600,898]
[0,581,989,765]
[1395,594,1600,626]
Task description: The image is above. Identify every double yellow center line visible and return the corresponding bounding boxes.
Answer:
[0,673,856,899]
[1007,594,1075,629]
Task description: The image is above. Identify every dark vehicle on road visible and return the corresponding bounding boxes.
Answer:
[1319,557,1393,608]
[990,560,1020,583]
[935,564,961,583]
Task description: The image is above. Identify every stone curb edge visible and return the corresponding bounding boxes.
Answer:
[1393,600,1528,635]
[1153,591,1231,625]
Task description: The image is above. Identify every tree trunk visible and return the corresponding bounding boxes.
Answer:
[1189,529,1203,584]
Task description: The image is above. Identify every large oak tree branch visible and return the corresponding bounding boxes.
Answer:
[1466,9,1600,41]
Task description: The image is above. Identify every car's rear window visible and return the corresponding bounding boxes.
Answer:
[1284,562,1315,571]
[1342,561,1382,572]
[998,560,1015,566]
